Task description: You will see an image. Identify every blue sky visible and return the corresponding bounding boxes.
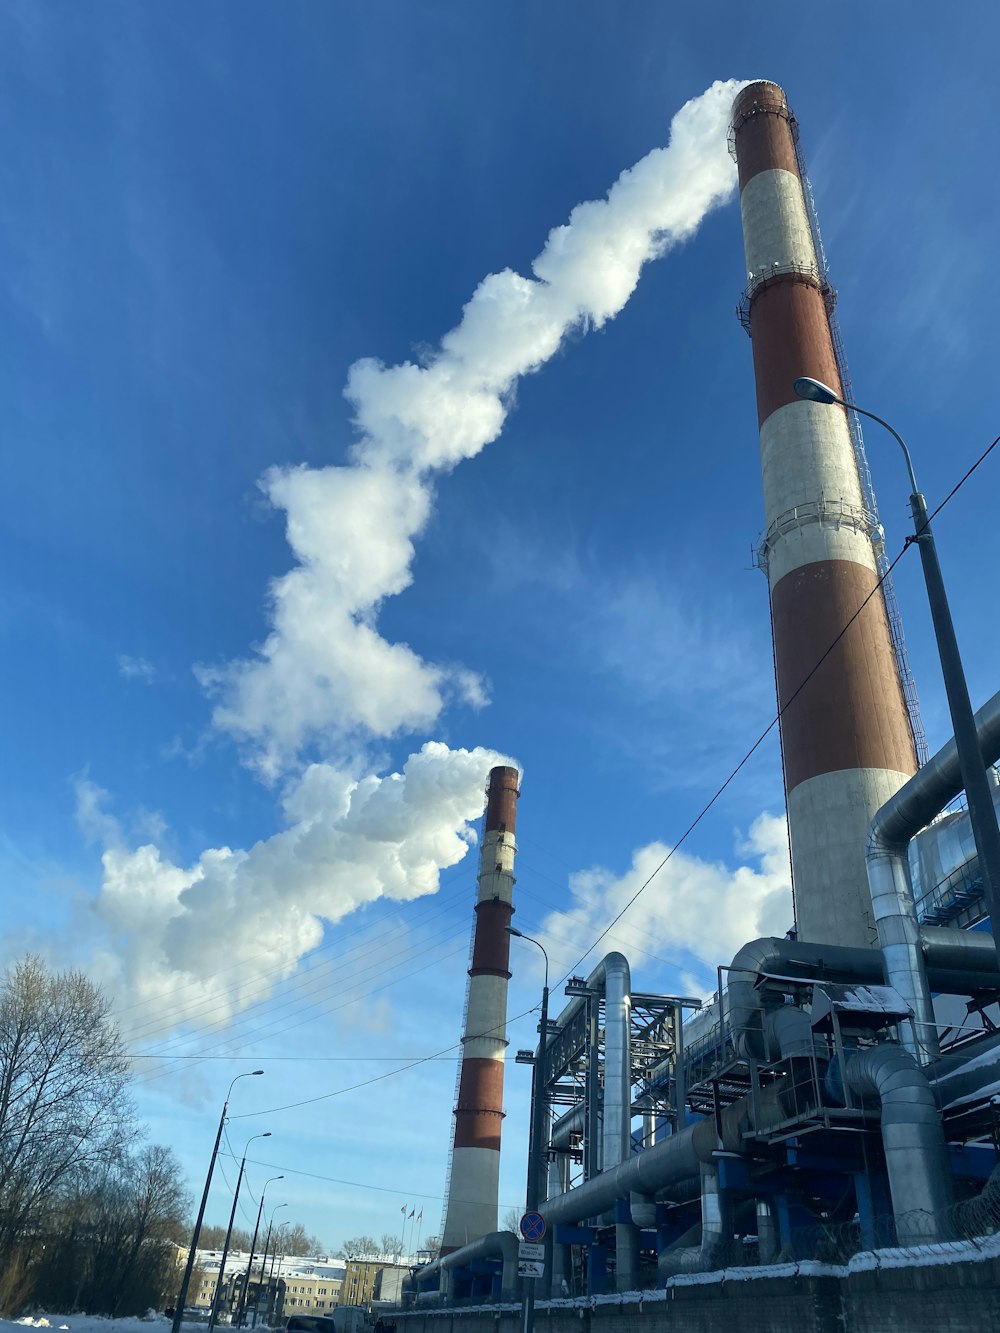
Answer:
[1,2,998,1251]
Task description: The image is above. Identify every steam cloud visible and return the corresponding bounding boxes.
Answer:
[198,79,748,780]
[80,80,749,1032]
[80,743,515,1035]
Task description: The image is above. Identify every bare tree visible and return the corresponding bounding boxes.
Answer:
[419,1234,442,1258]
[379,1232,403,1259]
[199,1223,253,1251]
[24,1143,188,1316]
[0,956,133,1258]
[500,1207,521,1234]
[339,1234,378,1259]
[280,1222,325,1257]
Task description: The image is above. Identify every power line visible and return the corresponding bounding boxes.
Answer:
[132,938,472,1086]
[229,1005,541,1120]
[134,1054,461,1062]
[122,868,474,1043]
[140,433,1000,1126]
[228,1153,524,1212]
[558,428,1000,983]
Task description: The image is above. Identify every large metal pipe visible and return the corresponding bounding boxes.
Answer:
[541,1066,809,1232]
[412,1230,520,1303]
[543,952,632,1177]
[540,1119,703,1230]
[868,688,1000,1062]
[547,1106,581,1201]
[928,1028,1000,1116]
[544,1003,957,1256]
[602,954,631,1172]
[731,80,917,949]
[440,765,519,1253]
[658,1163,731,1279]
[727,932,1000,1064]
[841,1045,953,1244]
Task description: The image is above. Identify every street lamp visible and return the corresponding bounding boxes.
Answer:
[506,926,550,1333]
[255,1204,288,1329]
[172,1070,264,1333]
[235,1175,283,1328]
[793,376,1000,943]
[208,1132,272,1333]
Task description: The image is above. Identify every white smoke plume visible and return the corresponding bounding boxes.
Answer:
[77,81,749,1039]
[77,742,514,1034]
[535,814,793,989]
[199,79,748,780]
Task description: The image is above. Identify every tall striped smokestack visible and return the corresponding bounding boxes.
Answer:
[440,764,519,1253]
[731,82,917,948]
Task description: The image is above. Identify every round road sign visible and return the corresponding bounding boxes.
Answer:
[519,1210,546,1241]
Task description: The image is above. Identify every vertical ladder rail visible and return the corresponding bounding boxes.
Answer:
[438,815,484,1243]
[793,125,929,765]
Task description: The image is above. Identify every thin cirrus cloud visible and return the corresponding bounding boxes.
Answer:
[117,653,157,683]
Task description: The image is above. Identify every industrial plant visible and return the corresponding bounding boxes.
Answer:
[405,82,1000,1320]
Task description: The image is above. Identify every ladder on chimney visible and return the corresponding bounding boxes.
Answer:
[793,123,929,766]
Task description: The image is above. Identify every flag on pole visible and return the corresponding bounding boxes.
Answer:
[417,1209,423,1221]
[400,1204,407,1217]
[408,1208,415,1219]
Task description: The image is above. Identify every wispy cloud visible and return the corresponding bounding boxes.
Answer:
[117,653,157,683]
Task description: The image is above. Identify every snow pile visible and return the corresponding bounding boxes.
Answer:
[846,1231,1000,1271]
[5,1317,167,1333]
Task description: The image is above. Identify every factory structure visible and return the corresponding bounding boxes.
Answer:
[412,82,1000,1307]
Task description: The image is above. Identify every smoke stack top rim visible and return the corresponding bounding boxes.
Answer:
[731,80,788,122]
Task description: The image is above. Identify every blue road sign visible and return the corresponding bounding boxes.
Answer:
[519,1211,546,1241]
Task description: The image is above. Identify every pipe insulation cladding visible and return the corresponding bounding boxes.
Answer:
[440,765,520,1254]
[731,81,917,948]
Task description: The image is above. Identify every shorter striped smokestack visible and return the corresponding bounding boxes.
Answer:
[440,765,519,1253]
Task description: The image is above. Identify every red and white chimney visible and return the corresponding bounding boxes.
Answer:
[440,765,520,1252]
[731,82,917,947]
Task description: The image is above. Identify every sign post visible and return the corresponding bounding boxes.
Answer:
[518,1239,545,1279]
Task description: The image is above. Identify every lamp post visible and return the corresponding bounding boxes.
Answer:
[235,1175,283,1328]
[793,376,1000,945]
[254,1203,287,1329]
[208,1132,272,1333]
[506,926,550,1333]
[172,1070,264,1333]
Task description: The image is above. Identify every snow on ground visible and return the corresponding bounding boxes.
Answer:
[9,1239,1000,1330]
[4,1316,213,1333]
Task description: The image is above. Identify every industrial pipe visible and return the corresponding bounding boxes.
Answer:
[412,1230,520,1304]
[726,933,1000,1064]
[928,1027,1000,1117]
[658,1163,731,1279]
[840,1045,953,1244]
[544,953,632,1177]
[542,958,969,1253]
[867,687,1000,1062]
